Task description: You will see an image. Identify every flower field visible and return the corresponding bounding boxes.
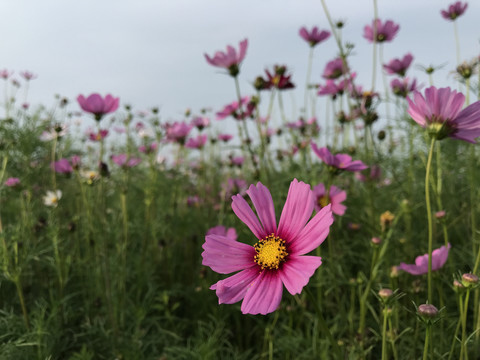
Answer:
[1,1,480,359]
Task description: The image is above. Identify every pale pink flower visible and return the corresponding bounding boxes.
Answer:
[205,39,248,77]
[363,19,400,43]
[398,244,451,275]
[299,26,331,47]
[312,183,347,216]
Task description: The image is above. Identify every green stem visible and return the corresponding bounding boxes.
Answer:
[381,307,389,360]
[14,277,30,330]
[304,287,342,359]
[422,326,431,360]
[425,137,436,303]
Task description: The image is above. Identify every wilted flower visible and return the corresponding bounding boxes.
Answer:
[299,26,331,47]
[407,86,480,143]
[384,53,414,77]
[363,19,400,43]
[77,93,119,121]
[398,243,451,275]
[204,39,248,77]
[441,1,468,21]
[43,190,62,207]
[202,179,334,315]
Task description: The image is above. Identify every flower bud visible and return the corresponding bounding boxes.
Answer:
[379,288,393,299]
[418,304,438,318]
[462,273,479,288]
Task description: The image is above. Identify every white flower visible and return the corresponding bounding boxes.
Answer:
[43,190,62,207]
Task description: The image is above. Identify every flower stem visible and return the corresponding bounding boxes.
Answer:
[425,137,436,304]
[422,325,431,360]
[304,287,342,359]
[381,307,389,360]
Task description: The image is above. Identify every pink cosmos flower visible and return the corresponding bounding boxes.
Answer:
[299,26,331,47]
[77,93,120,121]
[391,77,419,98]
[264,65,295,90]
[88,129,109,142]
[20,71,37,81]
[355,165,381,182]
[218,133,233,142]
[207,226,238,241]
[216,97,255,120]
[398,243,451,275]
[222,178,248,199]
[407,86,480,143]
[111,154,142,168]
[204,39,248,77]
[51,158,73,174]
[363,19,400,43]
[312,183,347,216]
[139,142,158,154]
[383,53,414,76]
[165,121,193,144]
[230,156,244,167]
[0,69,12,79]
[4,177,20,187]
[311,144,368,172]
[191,116,210,130]
[322,58,349,80]
[185,134,208,149]
[202,179,334,315]
[441,1,468,21]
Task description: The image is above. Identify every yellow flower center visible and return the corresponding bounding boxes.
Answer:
[317,195,330,208]
[254,234,288,270]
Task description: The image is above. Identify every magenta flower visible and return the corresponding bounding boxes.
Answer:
[312,183,347,216]
[230,156,244,167]
[77,93,120,121]
[51,158,73,174]
[216,97,255,121]
[311,144,368,172]
[398,244,451,275]
[202,179,334,315]
[218,133,233,142]
[391,77,419,98]
[299,26,331,47]
[4,177,20,187]
[322,58,349,80]
[264,65,295,90]
[383,53,414,77]
[191,116,210,130]
[363,19,400,43]
[185,134,208,149]
[407,86,480,143]
[165,121,193,144]
[207,226,238,241]
[441,1,468,20]
[111,154,142,168]
[88,129,109,142]
[204,39,248,77]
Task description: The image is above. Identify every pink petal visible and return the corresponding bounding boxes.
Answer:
[279,255,322,295]
[202,234,256,274]
[246,182,277,235]
[289,204,333,255]
[211,267,261,304]
[277,179,314,242]
[241,271,283,315]
[231,194,266,239]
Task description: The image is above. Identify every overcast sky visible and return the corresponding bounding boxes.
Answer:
[1,0,479,122]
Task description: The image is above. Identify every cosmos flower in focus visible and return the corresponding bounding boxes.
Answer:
[299,26,331,47]
[383,53,414,77]
[441,1,468,21]
[407,86,480,143]
[363,19,400,43]
[204,39,248,77]
[77,93,120,121]
[398,244,451,275]
[202,179,334,315]
[43,190,62,207]
[311,144,368,172]
[312,183,347,216]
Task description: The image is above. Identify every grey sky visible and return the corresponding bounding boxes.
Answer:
[1,0,479,122]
